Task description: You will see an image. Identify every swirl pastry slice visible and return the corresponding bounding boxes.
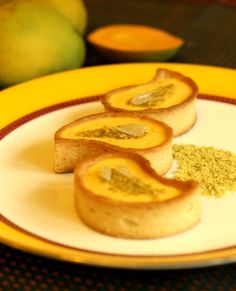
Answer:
[54,112,173,174]
[101,68,198,136]
[74,153,201,239]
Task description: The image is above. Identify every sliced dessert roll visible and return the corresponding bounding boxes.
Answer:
[101,68,199,136]
[74,152,201,239]
[54,112,173,174]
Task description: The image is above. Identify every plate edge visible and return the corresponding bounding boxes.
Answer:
[1,93,236,269]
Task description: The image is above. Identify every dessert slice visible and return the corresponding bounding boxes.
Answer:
[74,152,201,239]
[101,68,198,136]
[87,24,184,62]
[54,112,173,175]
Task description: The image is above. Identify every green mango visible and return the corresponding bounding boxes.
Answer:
[17,0,88,35]
[0,1,86,88]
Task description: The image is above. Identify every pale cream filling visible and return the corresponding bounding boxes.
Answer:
[108,78,192,110]
[83,157,181,202]
[60,117,167,149]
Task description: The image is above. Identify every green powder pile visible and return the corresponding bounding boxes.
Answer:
[173,144,236,197]
[107,168,164,198]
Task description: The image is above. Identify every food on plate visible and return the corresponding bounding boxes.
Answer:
[74,152,201,239]
[101,68,198,136]
[54,112,173,175]
[87,24,184,62]
[173,144,236,197]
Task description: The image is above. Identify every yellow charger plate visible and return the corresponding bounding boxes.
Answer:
[1,63,236,269]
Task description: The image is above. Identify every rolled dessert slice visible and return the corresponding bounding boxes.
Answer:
[54,112,173,174]
[74,152,201,239]
[101,68,198,136]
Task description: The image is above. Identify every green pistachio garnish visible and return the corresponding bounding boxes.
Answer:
[173,144,236,197]
[129,84,175,107]
[101,165,164,198]
[76,123,147,139]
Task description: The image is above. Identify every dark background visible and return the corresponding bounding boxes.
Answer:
[84,0,236,68]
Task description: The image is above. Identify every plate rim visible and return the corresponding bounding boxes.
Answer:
[1,62,236,129]
[1,93,236,269]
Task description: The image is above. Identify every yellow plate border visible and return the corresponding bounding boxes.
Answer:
[1,63,236,269]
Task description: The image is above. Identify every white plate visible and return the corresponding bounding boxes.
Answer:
[1,63,236,269]
[1,98,236,258]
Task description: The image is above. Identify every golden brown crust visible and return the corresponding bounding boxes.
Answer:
[102,68,198,113]
[54,111,173,174]
[101,68,199,136]
[55,111,173,152]
[75,152,199,208]
[74,152,201,239]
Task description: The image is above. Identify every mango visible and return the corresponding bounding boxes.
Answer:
[17,0,88,35]
[0,1,86,88]
[88,24,184,62]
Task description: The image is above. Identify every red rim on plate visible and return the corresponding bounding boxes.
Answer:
[0,94,236,269]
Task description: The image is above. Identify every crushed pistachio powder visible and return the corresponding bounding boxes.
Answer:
[76,124,146,139]
[103,168,164,198]
[77,126,141,139]
[129,84,175,107]
[173,144,236,197]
